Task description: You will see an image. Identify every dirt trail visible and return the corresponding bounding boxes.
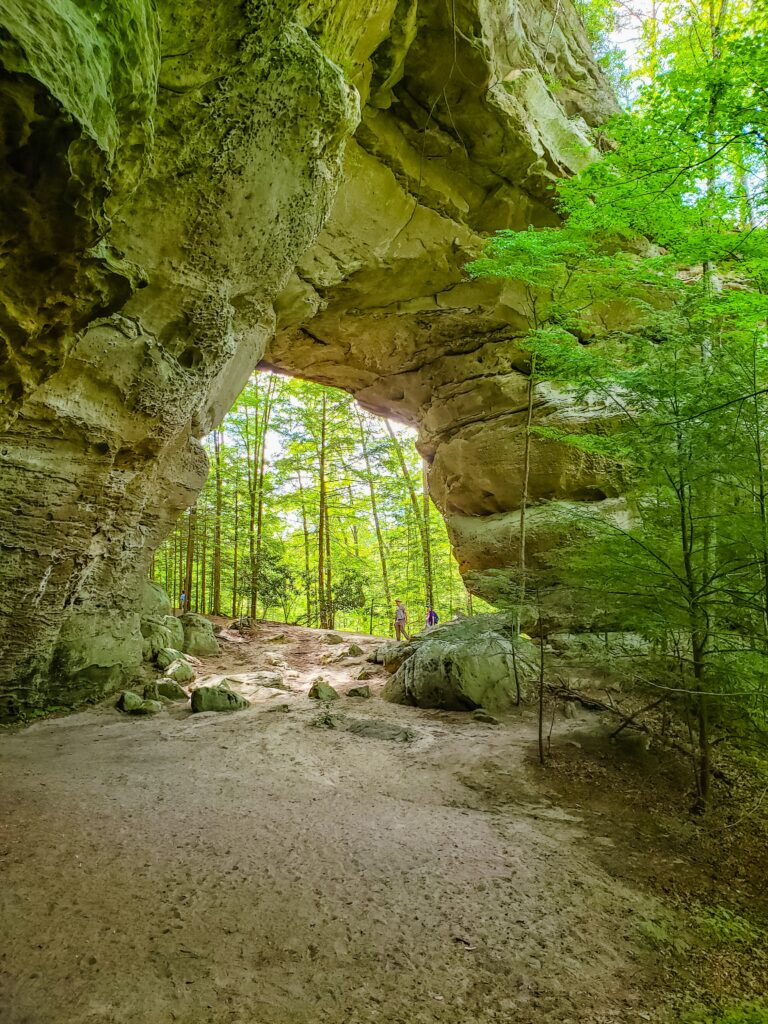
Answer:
[1,622,679,1023]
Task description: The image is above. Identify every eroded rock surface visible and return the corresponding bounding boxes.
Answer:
[268,0,619,593]
[0,0,615,717]
[381,614,537,712]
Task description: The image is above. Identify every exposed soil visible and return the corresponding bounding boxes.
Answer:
[1,620,764,1024]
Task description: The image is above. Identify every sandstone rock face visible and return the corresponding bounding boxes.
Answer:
[0,0,614,718]
[268,0,619,603]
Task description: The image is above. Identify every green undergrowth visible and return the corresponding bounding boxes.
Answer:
[695,906,768,947]
[683,1004,768,1024]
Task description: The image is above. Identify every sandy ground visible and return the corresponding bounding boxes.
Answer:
[0,621,690,1024]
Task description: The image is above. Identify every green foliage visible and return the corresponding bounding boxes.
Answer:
[684,1004,768,1024]
[695,906,768,947]
[467,0,768,807]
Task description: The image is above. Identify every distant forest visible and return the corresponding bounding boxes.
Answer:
[152,372,484,635]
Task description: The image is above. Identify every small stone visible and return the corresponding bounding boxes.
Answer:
[322,632,344,645]
[357,668,374,681]
[472,708,500,725]
[179,613,220,657]
[267,632,289,643]
[347,684,371,699]
[116,691,143,713]
[165,658,195,684]
[136,699,163,715]
[191,684,250,713]
[156,647,186,671]
[155,679,188,701]
[308,680,340,701]
[346,643,364,656]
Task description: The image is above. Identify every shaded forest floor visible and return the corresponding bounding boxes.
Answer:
[1,621,766,1024]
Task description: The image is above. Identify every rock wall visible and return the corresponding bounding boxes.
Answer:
[0,0,615,718]
[268,0,619,596]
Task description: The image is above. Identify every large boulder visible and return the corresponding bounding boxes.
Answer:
[191,682,249,713]
[308,679,340,701]
[164,658,195,684]
[156,647,187,671]
[372,641,418,674]
[180,614,220,657]
[140,580,172,619]
[140,615,185,661]
[382,616,536,713]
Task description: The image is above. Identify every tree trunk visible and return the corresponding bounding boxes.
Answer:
[200,508,207,615]
[517,352,537,630]
[253,375,277,619]
[357,411,392,617]
[325,505,333,629]
[232,479,239,619]
[386,420,433,610]
[318,393,329,628]
[421,458,434,609]
[297,468,313,626]
[184,507,196,613]
[212,430,223,616]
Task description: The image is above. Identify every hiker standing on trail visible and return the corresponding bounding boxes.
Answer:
[425,606,439,628]
[394,599,409,641]
[179,591,186,614]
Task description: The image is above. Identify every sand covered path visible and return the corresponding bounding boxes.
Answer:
[1,622,686,1024]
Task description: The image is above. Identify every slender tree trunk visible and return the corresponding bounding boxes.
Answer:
[232,480,239,619]
[178,521,185,609]
[386,420,433,609]
[318,394,329,628]
[357,411,392,616]
[212,430,223,615]
[325,505,333,629]
[297,468,313,626]
[200,510,207,615]
[184,507,196,613]
[421,458,434,608]
[517,352,537,630]
[253,375,277,618]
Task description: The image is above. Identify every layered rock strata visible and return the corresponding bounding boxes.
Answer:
[0,0,615,717]
[268,0,619,593]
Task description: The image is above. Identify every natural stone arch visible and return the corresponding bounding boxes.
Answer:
[0,0,615,718]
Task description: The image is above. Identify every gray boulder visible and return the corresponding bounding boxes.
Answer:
[156,647,187,671]
[145,679,188,702]
[382,617,536,713]
[373,640,418,673]
[116,691,163,715]
[136,699,163,715]
[322,632,344,645]
[141,615,185,661]
[116,690,144,713]
[347,684,371,699]
[346,643,364,657]
[140,580,172,618]
[164,658,195,684]
[180,614,220,657]
[191,682,249,713]
[308,679,340,701]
